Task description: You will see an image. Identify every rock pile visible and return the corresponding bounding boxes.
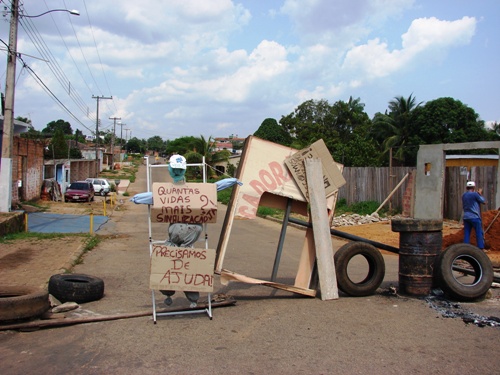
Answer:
[331,213,392,227]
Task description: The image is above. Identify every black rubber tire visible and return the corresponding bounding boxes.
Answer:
[437,243,493,302]
[0,286,50,321]
[48,274,104,303]
[334,241,385,297]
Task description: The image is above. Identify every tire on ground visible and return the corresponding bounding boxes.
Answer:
[0,286,50,321]
[437,243,493,302]
[334,241,385,297]
[48,274,105,303]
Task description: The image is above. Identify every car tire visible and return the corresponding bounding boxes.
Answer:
[334,241,385,297]
[437,243,493,302]
[48,274,105,303]
[0,286,51,321]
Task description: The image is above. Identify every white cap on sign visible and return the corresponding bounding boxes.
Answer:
[169,154,186,169]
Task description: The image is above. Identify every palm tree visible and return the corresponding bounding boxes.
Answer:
[185,135,230,178]
[372,94,422,165]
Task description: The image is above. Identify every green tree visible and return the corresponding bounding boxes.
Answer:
[147,136,166,152]
[46,127,68,159]
[20,126,43,140]
[413,97,490,145]
[280,99,334,150]
[42,119,73,135]
[254,118,291,146]
[487,122,500,141]
[279,98,377,166]
[165,136,198,155]
[371,94,422,166]
[16,116,32,125]
[74,129,85,144]
[126,137,146,153]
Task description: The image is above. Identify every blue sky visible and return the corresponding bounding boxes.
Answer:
[1,0,498,142]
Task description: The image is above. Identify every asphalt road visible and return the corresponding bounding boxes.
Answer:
[1,164,499,374]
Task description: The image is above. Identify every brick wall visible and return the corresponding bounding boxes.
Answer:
[401,170,416,217]
[12,136,45,205]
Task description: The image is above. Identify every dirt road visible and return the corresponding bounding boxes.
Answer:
[1,164,499,374]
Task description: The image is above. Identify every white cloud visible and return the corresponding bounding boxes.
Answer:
[341,16,477,82]
[2,0,497,140]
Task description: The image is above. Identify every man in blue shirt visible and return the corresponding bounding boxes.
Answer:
[462,181,486,250]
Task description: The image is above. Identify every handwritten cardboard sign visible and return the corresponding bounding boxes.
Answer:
[284,139,345,201]
[150,245,215,292]
[151,182,217,224]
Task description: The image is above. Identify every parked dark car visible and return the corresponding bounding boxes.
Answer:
[64,181,95,202]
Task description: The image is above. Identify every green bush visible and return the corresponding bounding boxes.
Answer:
[334,200,393,216]
[348,201,380,215]
[217,187,233,204]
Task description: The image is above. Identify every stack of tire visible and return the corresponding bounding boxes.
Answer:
[436,243,494,302]
[333,241,494,302]
[0,274,105,323]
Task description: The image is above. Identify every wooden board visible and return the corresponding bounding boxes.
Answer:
[305,158,338,300]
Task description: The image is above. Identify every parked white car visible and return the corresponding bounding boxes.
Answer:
[85,178,111,196]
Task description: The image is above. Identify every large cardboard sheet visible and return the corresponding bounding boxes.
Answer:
[150,245,215,292]
[284,139,346,201]
[232,137,307,220]
[151,182,217,224]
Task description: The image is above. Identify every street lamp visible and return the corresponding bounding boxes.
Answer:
[21,9,80,18]
[0,0,80,212]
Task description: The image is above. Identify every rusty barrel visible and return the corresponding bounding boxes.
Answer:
[391,219,443,297]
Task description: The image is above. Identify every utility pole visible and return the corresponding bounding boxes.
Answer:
[109,116,121,170]
[125,128,130,142]
[92,95,112,177]
[0,0,19,212]
[117,122,125,161]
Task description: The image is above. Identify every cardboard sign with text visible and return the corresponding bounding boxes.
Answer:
[151,182,217,224]
[284,139,346,201]
[150,245,215,292]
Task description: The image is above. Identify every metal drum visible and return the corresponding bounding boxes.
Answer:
[391,219,443,296]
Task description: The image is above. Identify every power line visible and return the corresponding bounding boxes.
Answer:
[21,57,94,133]
[17,3,97,126]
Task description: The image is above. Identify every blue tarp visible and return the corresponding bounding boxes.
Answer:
[27,212,109,233]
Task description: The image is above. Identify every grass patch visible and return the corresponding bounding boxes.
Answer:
[0,231,85,244]
[257,206,280,217]
[20,201,49,211]
[215,185,397,219]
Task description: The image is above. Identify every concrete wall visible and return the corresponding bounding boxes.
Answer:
[414,142,500,219]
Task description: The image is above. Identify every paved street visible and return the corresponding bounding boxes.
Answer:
[0,163,499,374]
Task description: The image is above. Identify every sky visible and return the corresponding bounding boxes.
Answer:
[0,0,499,142]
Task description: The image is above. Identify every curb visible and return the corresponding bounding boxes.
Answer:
[58,240,87,274]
